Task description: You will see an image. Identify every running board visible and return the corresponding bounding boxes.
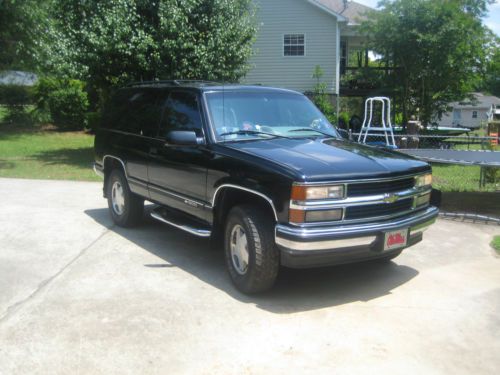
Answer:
[150,208,212,237]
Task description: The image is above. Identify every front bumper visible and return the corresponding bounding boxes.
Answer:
[93,162,104,178]
[275,206,438,268]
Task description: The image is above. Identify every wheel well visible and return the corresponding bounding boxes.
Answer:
[213,188,277,234]
[102,157,125,197]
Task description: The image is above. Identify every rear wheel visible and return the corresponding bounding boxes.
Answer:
[106,169,144,227]
[224,205,279,294]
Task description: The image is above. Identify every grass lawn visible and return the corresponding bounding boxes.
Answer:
[0,127,99,181]
[432,164,499,192]
[491,236,500,254]
[0,105,498,190]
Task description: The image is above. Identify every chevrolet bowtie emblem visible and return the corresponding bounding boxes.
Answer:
[383,193,399,204]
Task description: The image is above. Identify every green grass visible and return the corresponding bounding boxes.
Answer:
[0,106,498,189]
[0,128,99,181]
[432,164,499,192]
[491,236,500,254]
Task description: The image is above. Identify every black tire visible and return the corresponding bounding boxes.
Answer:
[224,205,280,294]
[106,169,144,227]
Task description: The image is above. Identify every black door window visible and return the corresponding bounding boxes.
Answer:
[159,91,204,138]
[103,88,162,137]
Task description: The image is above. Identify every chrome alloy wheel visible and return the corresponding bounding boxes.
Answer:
[111,181,125,215]
[230,224,249,275]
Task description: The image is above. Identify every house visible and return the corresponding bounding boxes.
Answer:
[243,0,374,95]
[437,93,500,129]
[0,70,38,86]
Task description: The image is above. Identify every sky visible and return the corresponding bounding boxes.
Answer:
[354,0,500,36]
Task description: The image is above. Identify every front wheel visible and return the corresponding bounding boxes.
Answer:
[106,169,144,227]
[224,205,280,294]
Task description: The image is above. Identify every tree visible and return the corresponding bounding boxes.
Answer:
[44,0,257,104]
[361,0,494,126]
[0,0,49,70]
[481,34,500,97]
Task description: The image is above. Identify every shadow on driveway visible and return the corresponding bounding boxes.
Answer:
[85,206,419,313]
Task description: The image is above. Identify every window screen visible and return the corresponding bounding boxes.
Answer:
[284,34,305,56]
[159,91,203,138]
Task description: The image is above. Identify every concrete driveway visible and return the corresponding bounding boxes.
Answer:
[0,178,499,374]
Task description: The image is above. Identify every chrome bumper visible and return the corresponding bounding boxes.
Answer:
[275,206,438,252]
[93,163,104,178]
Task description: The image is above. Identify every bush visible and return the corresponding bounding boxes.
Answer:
[0,85,34,125]
[85,111,101,133]
[34,78,89,129]
[0,85,33,106]
[311,66,336,124]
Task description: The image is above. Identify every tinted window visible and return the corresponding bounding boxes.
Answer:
[159,91,203,138]
[103,88,163,137]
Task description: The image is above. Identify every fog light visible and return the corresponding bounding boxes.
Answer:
[305,209,343,222]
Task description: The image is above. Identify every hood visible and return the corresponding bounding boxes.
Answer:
[223,138,430,182]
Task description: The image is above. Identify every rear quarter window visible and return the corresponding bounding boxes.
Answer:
[102,88,164,137]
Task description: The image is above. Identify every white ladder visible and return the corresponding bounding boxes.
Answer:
[358,96,397,148]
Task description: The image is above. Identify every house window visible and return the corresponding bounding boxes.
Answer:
[284,34,305,56]
[340,40,347,75]
[472,111,478,119]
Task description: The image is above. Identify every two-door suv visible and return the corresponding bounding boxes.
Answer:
[94,80,438,293]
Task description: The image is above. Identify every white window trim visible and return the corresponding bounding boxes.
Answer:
[283,33,306,57]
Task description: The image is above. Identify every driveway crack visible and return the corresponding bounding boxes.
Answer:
[0,227,113,325]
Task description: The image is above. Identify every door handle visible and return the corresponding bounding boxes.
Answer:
[150,147,158,155]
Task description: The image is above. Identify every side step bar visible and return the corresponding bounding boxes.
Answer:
[150,208,211,238]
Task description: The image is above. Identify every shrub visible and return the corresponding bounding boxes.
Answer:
[0,85,33,106]
[311,66,336,124]
[34,78,89,129]
[85,111,101,133]
[0,85,34,125]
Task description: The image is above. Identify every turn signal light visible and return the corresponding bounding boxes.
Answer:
[289,208,306,224]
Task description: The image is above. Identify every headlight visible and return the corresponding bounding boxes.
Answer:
[415,173,432,188]
[291,184,345,201]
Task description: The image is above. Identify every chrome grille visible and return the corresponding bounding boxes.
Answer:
[347,177,415,197]
[344,198,414,220]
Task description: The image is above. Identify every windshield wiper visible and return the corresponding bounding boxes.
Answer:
[219,130,291,140]
[288,128,337,138]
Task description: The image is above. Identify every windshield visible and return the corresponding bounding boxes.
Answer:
[205,91,340,141]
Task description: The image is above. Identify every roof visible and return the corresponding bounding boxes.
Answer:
[0,71,38,86]
[313,0,375,25]
[125,81,303,94]
[452,93,500,109]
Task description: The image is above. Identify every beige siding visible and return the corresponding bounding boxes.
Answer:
[244,0,339,93]
[438,108,490,129]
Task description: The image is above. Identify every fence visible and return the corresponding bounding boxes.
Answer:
[348,132,498,150]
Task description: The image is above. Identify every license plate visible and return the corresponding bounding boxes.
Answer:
[384,229,408,251]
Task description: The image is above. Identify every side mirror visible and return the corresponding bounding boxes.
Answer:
[166,130,204,146]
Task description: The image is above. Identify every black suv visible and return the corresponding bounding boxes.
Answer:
[94,80,438,293]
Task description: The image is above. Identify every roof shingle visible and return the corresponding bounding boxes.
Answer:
[314,0,375,24]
